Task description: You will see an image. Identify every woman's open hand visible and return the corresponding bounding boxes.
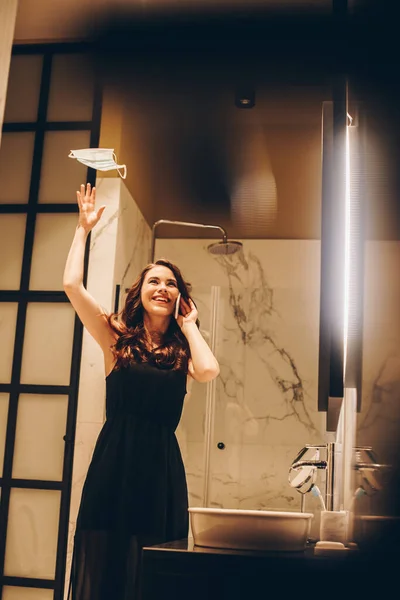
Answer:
[77,183,106,233]
[176,297,198,330]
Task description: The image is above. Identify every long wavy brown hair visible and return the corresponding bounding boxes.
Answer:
[106,259,195,372]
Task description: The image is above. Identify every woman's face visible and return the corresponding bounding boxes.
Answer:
[140,265,180,318]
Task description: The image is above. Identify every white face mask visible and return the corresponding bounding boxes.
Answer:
[68,148,127,179]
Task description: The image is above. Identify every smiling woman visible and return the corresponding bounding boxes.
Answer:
[63,183,219,600]
[105,260,197,373]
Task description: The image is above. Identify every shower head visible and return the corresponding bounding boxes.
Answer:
[207,240,243,255]
[150,219,242,262]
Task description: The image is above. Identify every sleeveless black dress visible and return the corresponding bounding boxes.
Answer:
[68,362,189,600]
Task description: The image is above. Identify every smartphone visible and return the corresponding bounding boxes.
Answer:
[174,293,181,319]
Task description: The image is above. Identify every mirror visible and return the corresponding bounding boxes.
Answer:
[349,73,400,550]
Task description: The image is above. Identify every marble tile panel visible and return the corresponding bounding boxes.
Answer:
[114,181,151,308]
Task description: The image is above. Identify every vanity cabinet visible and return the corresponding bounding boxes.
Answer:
[141,538,393,600]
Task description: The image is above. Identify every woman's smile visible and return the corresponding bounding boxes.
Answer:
[141,265,180,316]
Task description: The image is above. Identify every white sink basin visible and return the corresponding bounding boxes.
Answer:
[189,507,313,552]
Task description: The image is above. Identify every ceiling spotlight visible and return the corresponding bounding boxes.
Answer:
[235,88,255,109]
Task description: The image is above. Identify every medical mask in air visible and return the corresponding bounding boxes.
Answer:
[68,148,127,179]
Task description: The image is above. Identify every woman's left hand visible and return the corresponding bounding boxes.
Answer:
[176,297,198,329]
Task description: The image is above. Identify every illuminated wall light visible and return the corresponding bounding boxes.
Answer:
[343,114,351,375]
[319,95,360,420]
[342,105,365,404]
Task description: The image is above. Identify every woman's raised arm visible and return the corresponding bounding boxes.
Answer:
[63,183,116,372]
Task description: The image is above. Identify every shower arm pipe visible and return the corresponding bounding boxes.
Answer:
[150,219,228,263]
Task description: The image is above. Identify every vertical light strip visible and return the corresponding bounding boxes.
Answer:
[343,114,351,376]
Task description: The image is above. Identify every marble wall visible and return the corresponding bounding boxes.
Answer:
[156,238,334,536]
[64,177,151,598]
[355,241,400,520]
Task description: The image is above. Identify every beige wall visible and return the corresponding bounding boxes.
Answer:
[0,0,19,147]
[98,86,124,166]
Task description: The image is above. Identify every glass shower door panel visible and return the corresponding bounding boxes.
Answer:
[175,286,212,510]
[206,285,246,509]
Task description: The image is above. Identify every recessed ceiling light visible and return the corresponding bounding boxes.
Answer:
[235,88,255,109]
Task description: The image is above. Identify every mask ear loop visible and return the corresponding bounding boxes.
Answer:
[117,165,127,179]
[113,152,127,179]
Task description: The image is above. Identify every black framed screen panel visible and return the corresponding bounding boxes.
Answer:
[0,44,102,600]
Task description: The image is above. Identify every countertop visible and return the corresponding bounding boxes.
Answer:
[142,537,358,562]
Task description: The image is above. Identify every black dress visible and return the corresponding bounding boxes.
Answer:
[68,361,189,600]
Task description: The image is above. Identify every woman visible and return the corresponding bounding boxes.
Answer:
[64,183,219,600]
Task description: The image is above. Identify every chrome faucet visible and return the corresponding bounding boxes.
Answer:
[354,446,390,494]
[289,443,335,511]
